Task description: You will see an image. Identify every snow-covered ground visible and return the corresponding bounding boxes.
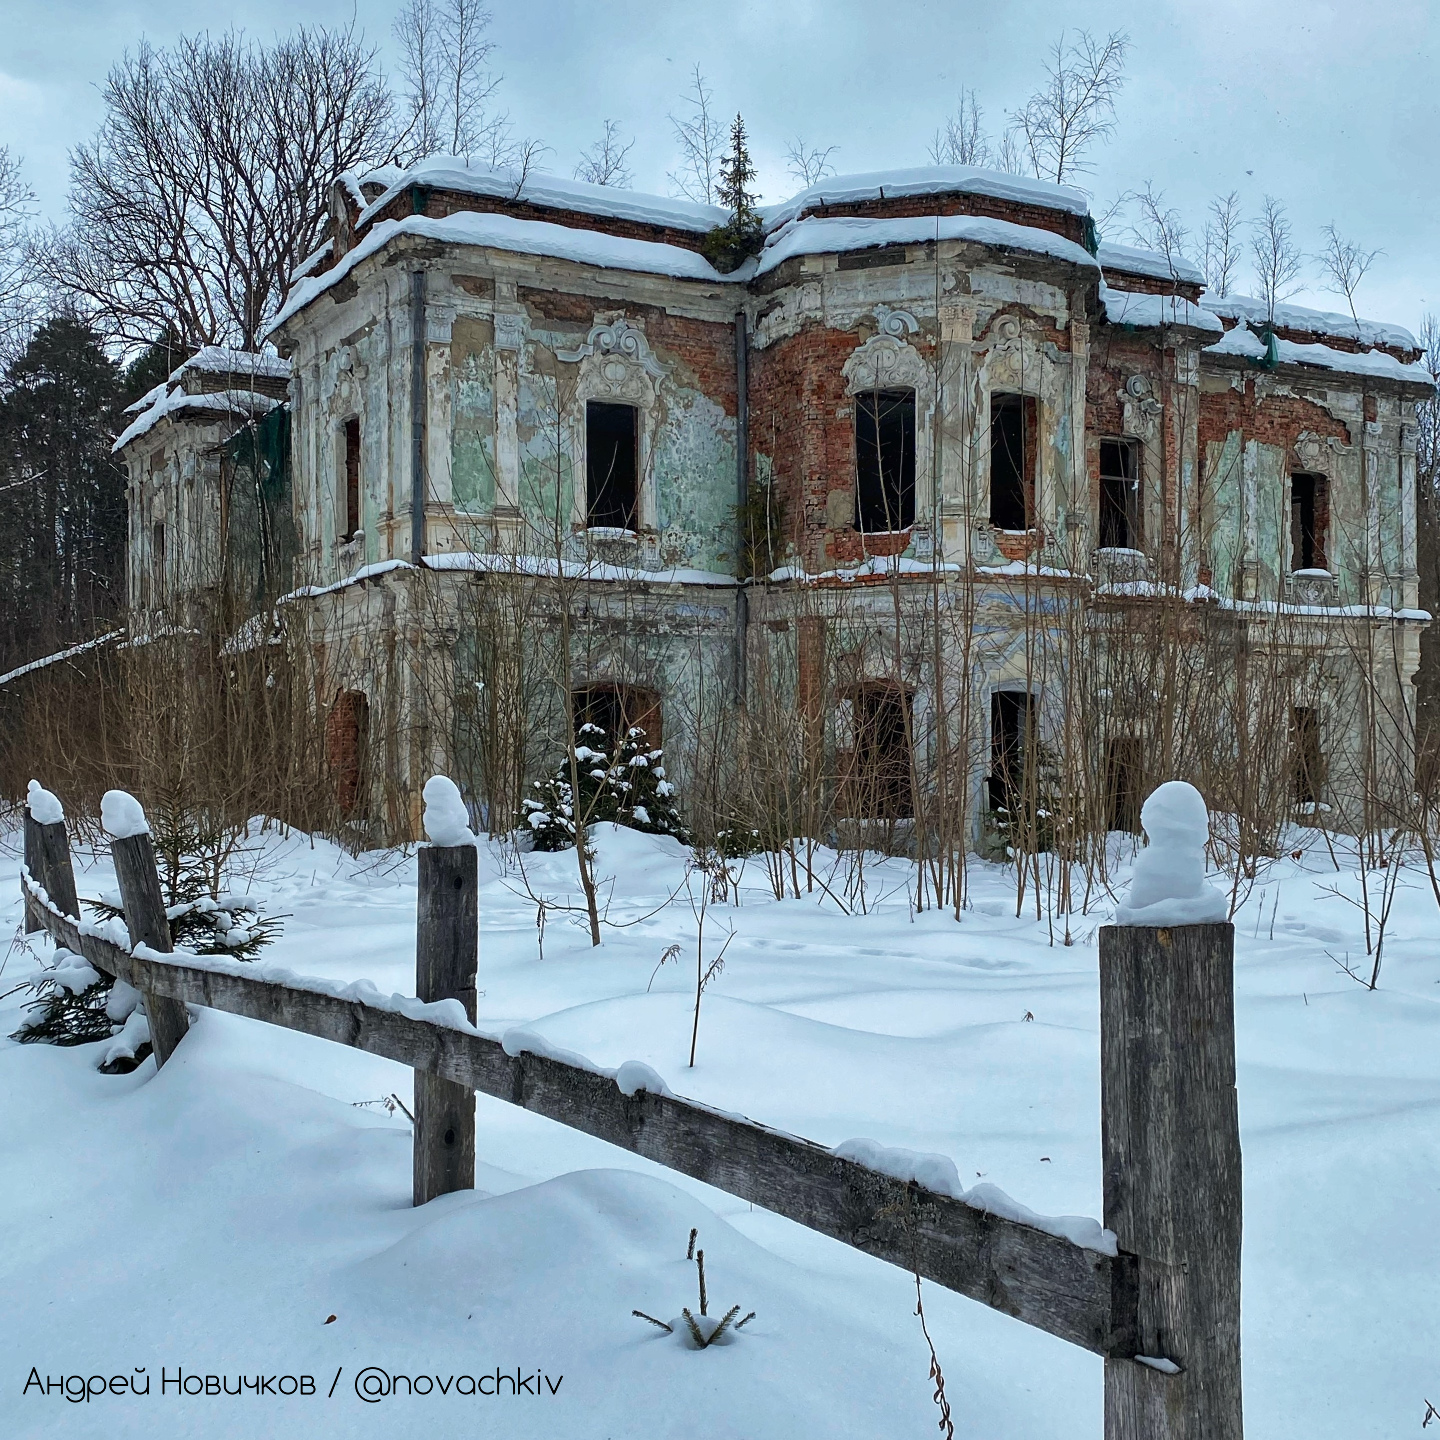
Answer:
[2,820,1437,1437]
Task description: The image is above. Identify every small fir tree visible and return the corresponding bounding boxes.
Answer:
[703,114,764,273]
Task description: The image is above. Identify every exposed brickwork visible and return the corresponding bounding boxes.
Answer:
[372,186,712,255]
[783,191,1088,247]
[518,288,738,417]
[1197,378,1351,454]
[1101,270,1205,301]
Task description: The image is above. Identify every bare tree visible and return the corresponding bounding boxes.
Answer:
[0,147,37,364]
[1317,223,1381,329]
[393,0,504,159]
[1011,30,1130,184]
[39,27,396,351]
[784,137,839,187]
[575,120,635,187]
[1202,191,1243,298]
[668,65,725,204]
[1249,195,1305,324]
[928,89,990,167]
[1128,182,1191,280]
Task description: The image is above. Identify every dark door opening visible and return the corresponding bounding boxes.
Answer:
[1105,736,1143,832]
[1292,706,1322,805]
[854,388,916,533]
[988,691,1032,813]
[846,684,914,818]
[586,402,639,530]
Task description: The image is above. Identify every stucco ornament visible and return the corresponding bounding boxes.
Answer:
[558,318,667,379]
[844,307,928,395]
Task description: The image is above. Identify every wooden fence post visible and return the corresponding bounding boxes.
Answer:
[23,805,80,929]
[1100,921,1243,1440]
[413,843,478,1206]
[111,832,191,1068]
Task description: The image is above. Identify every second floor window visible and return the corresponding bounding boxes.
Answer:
[990,392,1037,530]
[1290,472,1328,572]
[854,388,916,533]
[151,521,166,599]
[586,401,638,530]
[343,416,361,540]
[1099,438,1141,549]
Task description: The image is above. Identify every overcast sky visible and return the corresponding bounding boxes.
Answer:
[2,0,1435,337]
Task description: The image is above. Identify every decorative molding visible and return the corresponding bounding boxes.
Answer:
[873,305,919,339]
[494,312,525,352]
[557,318,666,378]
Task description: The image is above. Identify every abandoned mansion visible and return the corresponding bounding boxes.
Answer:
[113,156,1436,839]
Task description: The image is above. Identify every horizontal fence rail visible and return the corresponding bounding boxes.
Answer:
[21,861,1130,1358]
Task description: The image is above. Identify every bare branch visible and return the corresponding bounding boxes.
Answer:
[1249,195,1305,325]
[394,0,503,161]
[784,137,839,187]
[1010,29,1130,184]
[1317,223,1381,328]
[1128,182,1191,283]
[668,65,724,205]
[1202,191,1243,299]
[575,119,635,188]
[927,89,990,167]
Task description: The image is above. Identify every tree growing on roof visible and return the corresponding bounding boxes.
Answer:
[1202,191,1244,299]
[36,25,397,350]
[668,65,725,205]
[1317,224,1382,332]
[703,115,764,274]
[784,137,838,187]
[575,120,636,188]
[1010,29,1130,185]
[1250,195,1305,328]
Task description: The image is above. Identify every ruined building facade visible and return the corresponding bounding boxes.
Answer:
[116,159,1435,840]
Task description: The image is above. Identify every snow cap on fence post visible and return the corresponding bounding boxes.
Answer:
[1115,781,1228,927]
[421,774,476,847]
[26,780,64,825]
[101,789,150,840]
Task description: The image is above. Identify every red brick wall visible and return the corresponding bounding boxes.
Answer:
[784,191,1087,247]
[1197,378,1351,454]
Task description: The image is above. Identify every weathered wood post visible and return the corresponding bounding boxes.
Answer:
[413,841,478,1205]
[23,789,80,929]
[111,829,192,1067]
[1100,921,1243,1440]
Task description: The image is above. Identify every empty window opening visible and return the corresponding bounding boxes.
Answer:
[1292,706,1323,806]
[151,522,166,598]
[343,417,361,540]
[572,682,661,755]
[990,393,1037,530]
[1099,439,1142,550]
[1290,473,1328,572]
[1105,736,1143,833]
[325,690,369,819]
[854,388,916,533]
[988,690,1033,814]
[843,684,914,819]
[586,402,638,530]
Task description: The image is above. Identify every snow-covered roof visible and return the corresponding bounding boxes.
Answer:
[354,155,728,235]
[1203,320,1434,387]
[175,346,291,381]
[761,166,1092,231]
[1097,241,1205,288]
[1202,294,1418,352]
[755,213,1098,278]
[1100,283,1223,334]
[291,240,333,285]
[122,380,171,416]
[267,210,733,337]
[112,388,280,453]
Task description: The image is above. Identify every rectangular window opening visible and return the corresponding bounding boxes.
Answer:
[990,393,1036,531]
[586,402,638,530]
[1105,736,1143,833]
[1290,473,1328,572]
[1099,439,1142,550]
[848,684,914,818]
[572,683,662,754]
[854,388,916,533]
[151,521,166,599]
[988,691,1033,814]
[343,417,361,541]
[1292,706,1322,806]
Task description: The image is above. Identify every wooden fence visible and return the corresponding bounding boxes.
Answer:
[19,799,1244,1439]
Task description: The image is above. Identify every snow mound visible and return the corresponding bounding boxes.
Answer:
[1116,781,1229,926]
[101,789,150,839]
[26,779,64,825]
[422,774,476,848]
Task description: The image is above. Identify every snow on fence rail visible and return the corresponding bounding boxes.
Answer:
[18,791,1244,1440]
